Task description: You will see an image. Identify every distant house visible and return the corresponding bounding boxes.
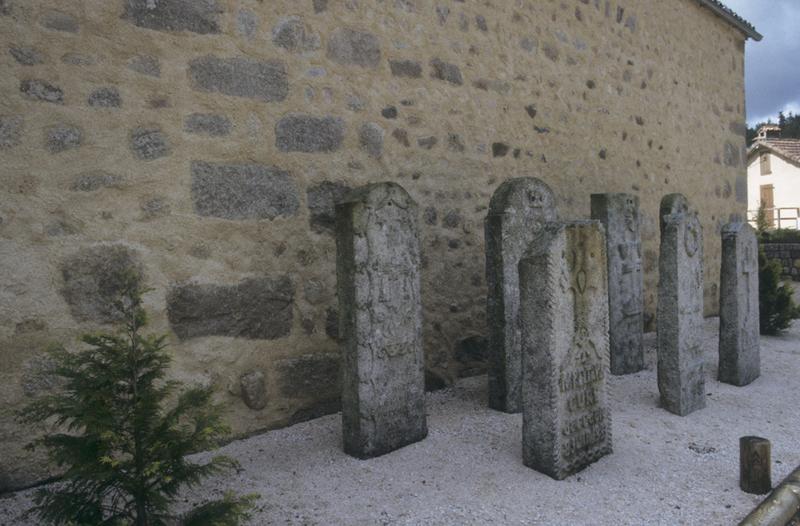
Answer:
[747,125,800,228]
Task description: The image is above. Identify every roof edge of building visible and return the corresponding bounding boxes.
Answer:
[696,0,763,41]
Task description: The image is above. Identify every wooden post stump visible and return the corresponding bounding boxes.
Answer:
[740,436,771,495]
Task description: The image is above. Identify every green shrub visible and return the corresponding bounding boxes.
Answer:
[759,228,800,244]
[17,273,256,526]
[759,247,800,335]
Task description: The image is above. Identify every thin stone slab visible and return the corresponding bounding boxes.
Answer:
[591,193,644,375]
[657,194,705,416]
[336,182,427,458]
[485,177,557,413]
[719,222,760,386]
[519,221,612,480]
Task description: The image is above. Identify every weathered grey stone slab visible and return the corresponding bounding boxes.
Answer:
[336,182,427,458]
[719,222,760,386]
[519,221,612,480]
[657,194,705,416]
[485,177,557,413]
[591,193,644,375]
[188,56,288,103]
[122,0,222,34]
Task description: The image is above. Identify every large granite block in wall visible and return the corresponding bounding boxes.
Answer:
[190,161,299,220]
[122,0,223,34]
[167,276,294,340]
[188,56,288,102]
[59,245,143,324]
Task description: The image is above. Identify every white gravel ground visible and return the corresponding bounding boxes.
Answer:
[2,317,799,526]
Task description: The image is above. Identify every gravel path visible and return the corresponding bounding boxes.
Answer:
[2,318,799,525]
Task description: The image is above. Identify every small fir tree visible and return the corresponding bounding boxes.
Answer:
[758,247,799,335]
[17,273,255,526]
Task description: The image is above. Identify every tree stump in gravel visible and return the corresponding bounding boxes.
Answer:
[740,436,771,495]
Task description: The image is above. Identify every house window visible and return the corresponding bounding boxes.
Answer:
[760,152,771,175]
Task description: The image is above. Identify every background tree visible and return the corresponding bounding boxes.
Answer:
[17,273,256,525]
[758,246,799,335]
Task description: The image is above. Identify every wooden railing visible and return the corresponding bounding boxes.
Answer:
[747,207,800,230]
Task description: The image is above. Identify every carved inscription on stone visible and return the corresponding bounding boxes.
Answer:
[485,177,557,413]
[719,222,760,386]
[657,194,705,416]
[520,221,612,480]
[336,182,427,459]
[591,193,644,374]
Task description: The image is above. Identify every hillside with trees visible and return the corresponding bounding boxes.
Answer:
[747,111,800,145]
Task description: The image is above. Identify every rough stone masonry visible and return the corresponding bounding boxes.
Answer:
[519,221,612,480]
[0,0,755,489]
[657,194,705,416]
[591,193,644,375]
[336,182,427,458]
[485,177,557,413]
[718,222,760,386]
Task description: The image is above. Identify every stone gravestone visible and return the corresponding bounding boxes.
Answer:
[485,177,557,413]
[335,182,427,458]
[591,193,644,375]
[519,221,612,480]
[657,194,705,416]
[719,222,760,386]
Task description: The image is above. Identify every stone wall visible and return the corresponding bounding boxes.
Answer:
[0,0,748,490]
[762,243,800,280]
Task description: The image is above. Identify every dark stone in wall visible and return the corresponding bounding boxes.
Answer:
[184,113,231,136]
[455,335,488,376]
[20,79,63,104]
[430,58,463,85]
[475,15,488,31]
[272,16,320,53]
[359,122,384,158]
[46,124,82,153]
[127,55,160,77]
[61,53,95,66]
[418,136,437,149]
[59,245,143,323]
[492,142,509,157]
[9,47,44,65]
[39,10,78,33]
[442,209,462,228]
[191,161,299,220]
[0,115,23,149]
[381,106,398,119]
[167,276,294,340]
[130,127,169,160]
[122,0,222,34]
[392,128,410,147]
[389,59,422,78]
[327,28,380,68]
[275,114,344,153]
[735,174,748,204]
[729,120,747,137]
[88,87,122,108]
[313,0,328,13]
[307,181,351,233]
[448,133,465,152]
[723,141,741,167]
[325,307,339,340]
[240,370,268,410]
[276,353,340,400]
[71,171,123,191]
[189,56,288,103]
[423,206,437,225]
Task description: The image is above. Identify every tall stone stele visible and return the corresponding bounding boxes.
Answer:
[335,182,427,458]
[719,222,760,386]
[591,193,644,375]
[657,194,705,416]
[485,177,557,413]
[519,221,612,480]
